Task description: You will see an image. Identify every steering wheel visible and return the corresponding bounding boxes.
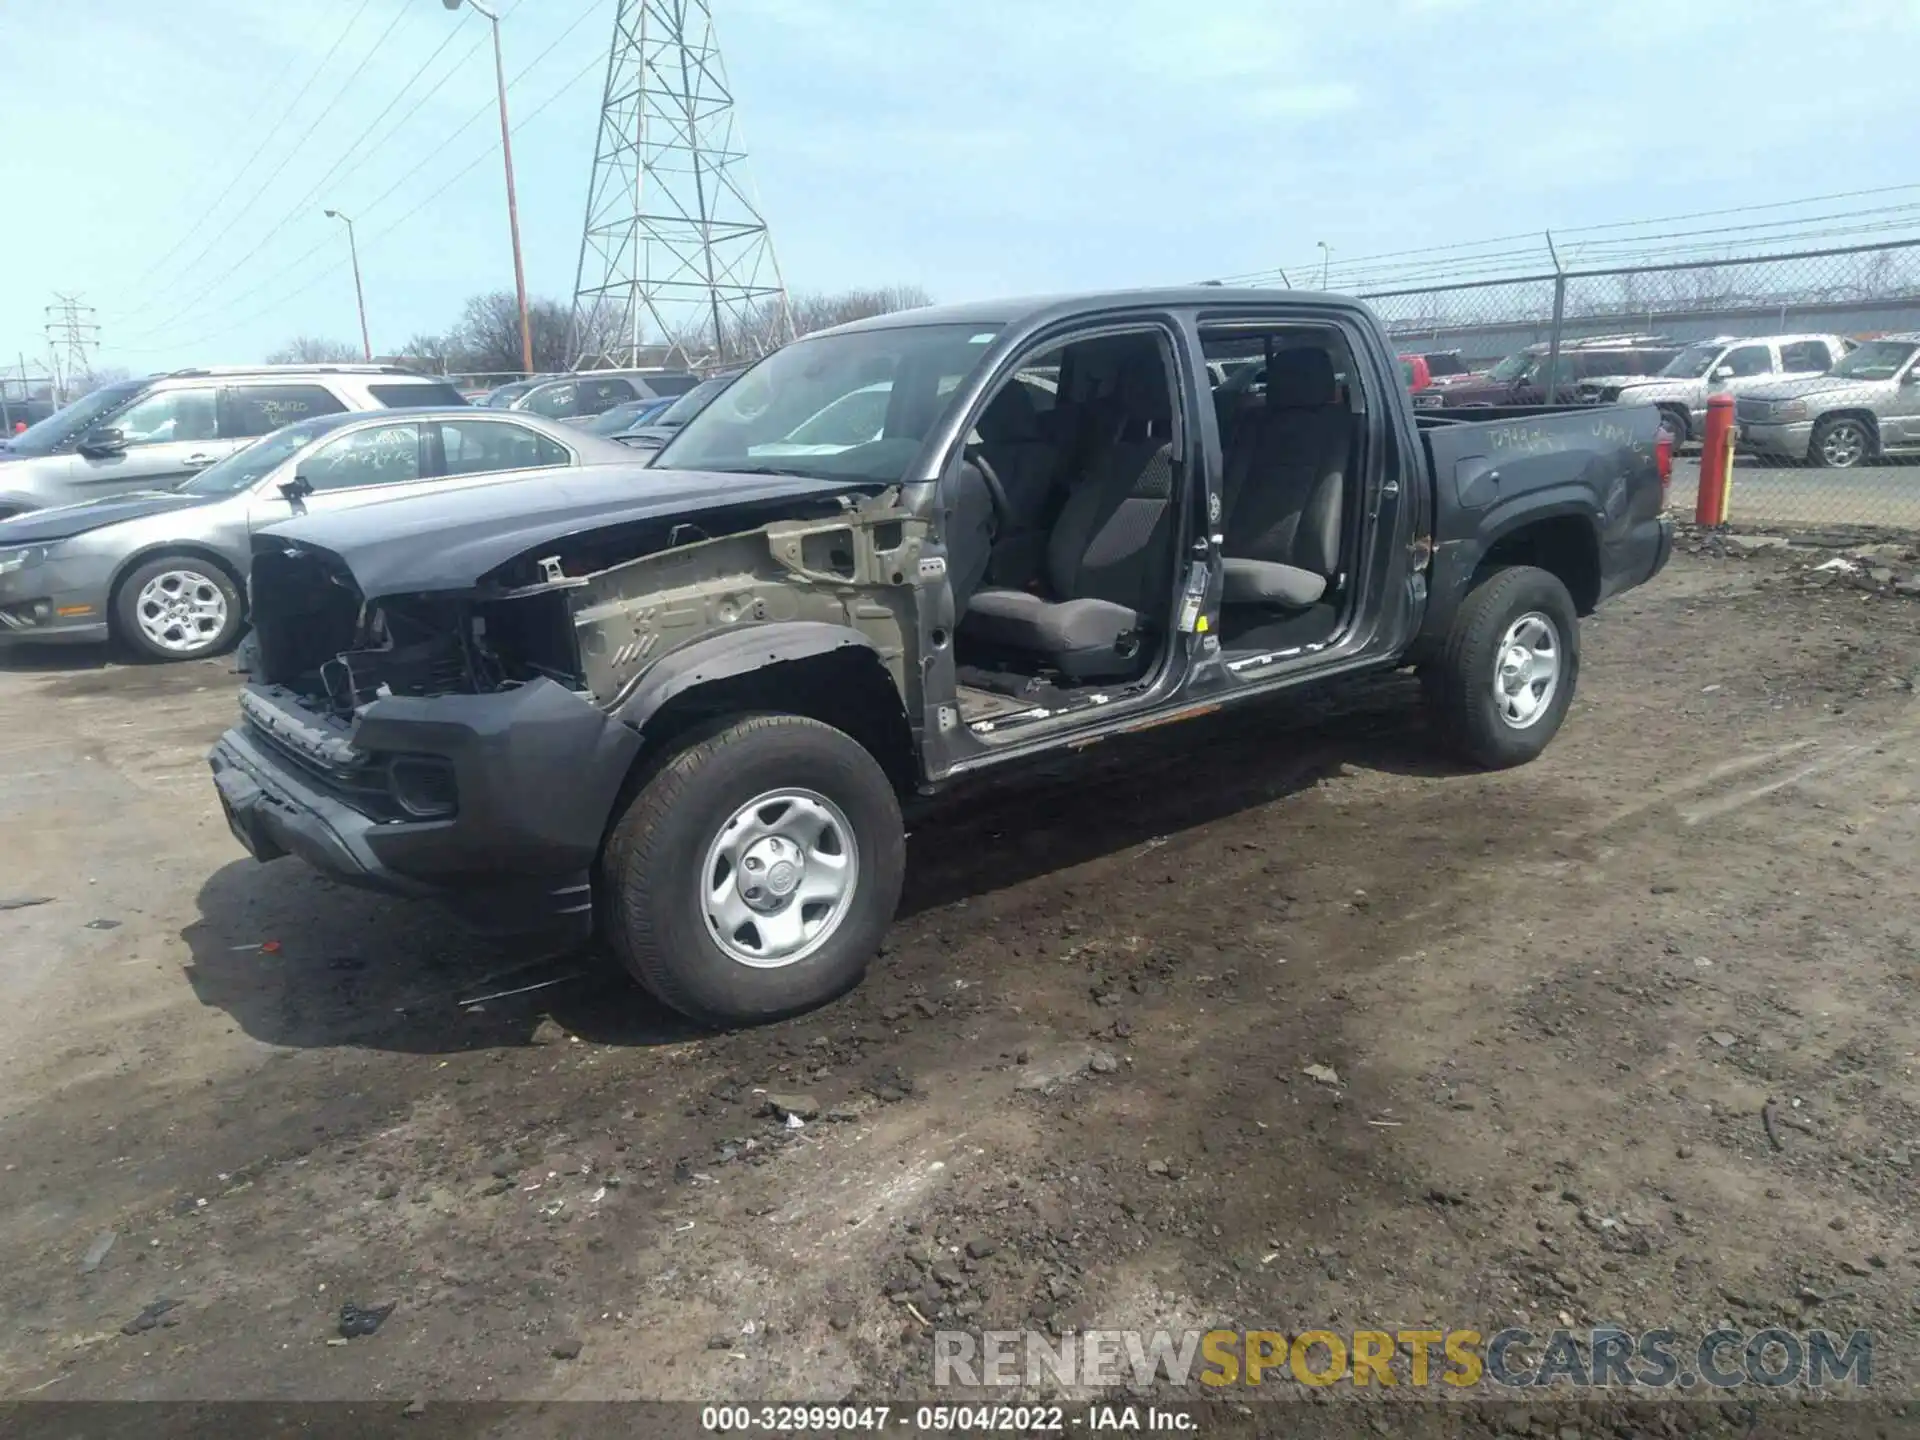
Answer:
[964,449,1015,536]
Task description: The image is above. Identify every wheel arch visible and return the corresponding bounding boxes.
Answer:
[1470,510,1601,616]
[1813,408,1881,449]
[605,623,919,820]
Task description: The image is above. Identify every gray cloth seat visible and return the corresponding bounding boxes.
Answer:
[1217,347,1350,609]
[962,437,1175,679]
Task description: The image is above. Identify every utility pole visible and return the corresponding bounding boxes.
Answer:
[1317,242,1333,291]
[444,0,534,376]
[324,209,373,361]
[568,0,790,369]
[44,293,100,402]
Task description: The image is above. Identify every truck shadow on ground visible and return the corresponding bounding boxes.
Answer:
[181,671,1469,1057]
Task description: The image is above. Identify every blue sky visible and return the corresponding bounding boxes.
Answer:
[3,0,1917,373]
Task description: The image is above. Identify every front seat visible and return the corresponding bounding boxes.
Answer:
[1217,347,1350,609]
[960,355,1177,681]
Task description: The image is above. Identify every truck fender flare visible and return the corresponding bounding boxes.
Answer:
[1473,487,1604,550]
[610,621,890,733]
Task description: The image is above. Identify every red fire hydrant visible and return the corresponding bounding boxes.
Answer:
[1694,392,1736,526]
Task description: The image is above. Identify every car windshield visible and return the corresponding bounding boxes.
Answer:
[1659,343,1723,379]
[651,372,737,428]
[583,400,652,435]
[174,415,353,496]
[655,324,1003,482]
[1487,350,1536,382]
[1,380,146,457]
[1829,340,1919,381]
[483,381,537,408]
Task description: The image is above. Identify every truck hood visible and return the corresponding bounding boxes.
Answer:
[260,464,878,599]
[1738,374,1892,404]
[0,489,212,544]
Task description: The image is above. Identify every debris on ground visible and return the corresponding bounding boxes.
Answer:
[120,1298,180,1335]
[1303,1063,1342,1087]
[762,1093,820,1121]
[550,1338,582,1360]
[338,1301,397,1338]
[1762,1099,1785,1153]
[83,919,120,931]
[79,1231,116,1274]
[529,1017,568,1046]
[0,895,54,911]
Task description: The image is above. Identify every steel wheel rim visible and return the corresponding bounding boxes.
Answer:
[1491,610,1561,730]
[1821,422,1865,468]
[701,787,859,969]
[134,569,228,654]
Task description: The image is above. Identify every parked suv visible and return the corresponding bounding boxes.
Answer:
[1420,335,1680,410]
[1737,334,1920,468]
[0,365,468,517]
[1575,333,1851,443]
[503,370,701,424]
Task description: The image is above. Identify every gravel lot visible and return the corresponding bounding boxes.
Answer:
[4,542,1920,1432]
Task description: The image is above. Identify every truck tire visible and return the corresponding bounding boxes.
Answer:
[600,714,905,1027]
[1812,415,1872,470]
[1658,407,1689,445]
[1422,565,1580,770]
[113,553,245,662]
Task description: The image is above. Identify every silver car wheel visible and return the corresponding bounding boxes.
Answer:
[1491,611,1561,730]
[701,787,859,969]
[1818,419,1868,469]
[134,569,229,655]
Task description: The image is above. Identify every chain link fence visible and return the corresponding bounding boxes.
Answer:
[1350,239,1920,532]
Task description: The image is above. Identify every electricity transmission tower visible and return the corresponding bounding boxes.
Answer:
[44,293,101,400]
[568,0,791,370]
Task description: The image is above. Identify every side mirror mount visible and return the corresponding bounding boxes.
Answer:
[277,473,314,510]
[77,426,126,458]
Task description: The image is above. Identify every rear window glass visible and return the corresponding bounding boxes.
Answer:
[640,375,698,397]
[370,382,468,408]
[1424,353,1467,376]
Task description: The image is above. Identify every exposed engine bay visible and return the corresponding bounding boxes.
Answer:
[248,488,926,719]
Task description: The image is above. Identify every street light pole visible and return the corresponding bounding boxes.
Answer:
[1317,241,1333,291]
[445,0,534,377]
[324,209,372,361]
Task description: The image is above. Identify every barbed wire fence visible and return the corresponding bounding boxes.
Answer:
[1267,238,1920,532]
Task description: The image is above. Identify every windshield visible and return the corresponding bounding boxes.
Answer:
[655,324,1003,481]
[1487,350,1536,382]
[1425,353,1468,377]
[653,372,737,428]
[483,381,538,408]
[2,381,146,457]
[582,400,650,435]
[1829,340,1919,381]
[174,415,354,495]
[1658,343,1723,379]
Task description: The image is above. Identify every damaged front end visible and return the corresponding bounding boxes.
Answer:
[212,485,928,935]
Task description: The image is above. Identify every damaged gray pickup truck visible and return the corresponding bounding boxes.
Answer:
[210,288,1674,1026]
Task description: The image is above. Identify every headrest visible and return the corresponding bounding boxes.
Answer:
[976,379,1041,443]
[1267,347,1336,408]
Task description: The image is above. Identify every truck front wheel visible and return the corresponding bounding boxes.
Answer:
[600,714,906,1027]
[1422,565,1580,769]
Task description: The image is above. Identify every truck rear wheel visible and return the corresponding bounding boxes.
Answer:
[600,714,905,1027]
[1422,565,1580,769]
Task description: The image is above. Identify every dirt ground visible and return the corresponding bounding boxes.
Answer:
[5,540,1920,1434]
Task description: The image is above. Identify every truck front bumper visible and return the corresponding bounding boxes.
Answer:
[0,551,113,645]
[1737,419,1814,461]
[208,678,644,939]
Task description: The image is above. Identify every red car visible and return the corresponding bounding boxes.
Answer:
[1397,350,1470,393]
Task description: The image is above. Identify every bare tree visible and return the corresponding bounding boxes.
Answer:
[444,292,576,375]
[711,285,934,366]
[265,336,363,364]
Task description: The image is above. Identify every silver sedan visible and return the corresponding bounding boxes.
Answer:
[0,408,639,661]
